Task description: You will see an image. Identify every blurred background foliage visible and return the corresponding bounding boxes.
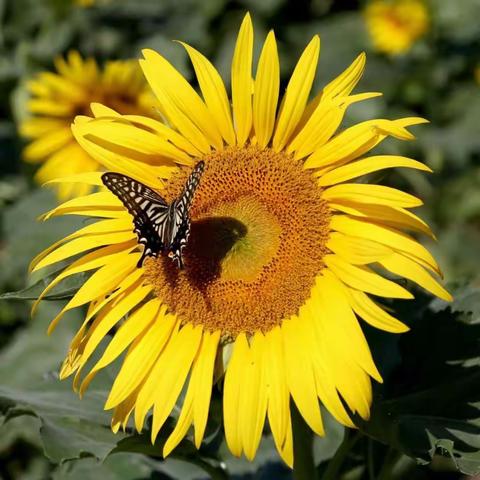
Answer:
[1,0,480,479]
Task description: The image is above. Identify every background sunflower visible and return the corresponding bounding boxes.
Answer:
[1,1,480,480]
[20,51,154,199]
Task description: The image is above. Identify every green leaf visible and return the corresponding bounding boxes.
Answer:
[0,302,124,464]
[0,302,77,388]
[0,271,89,301]
[113,429,228,480]
[52,453,161,480]
[359,290,480,475]
[0,375,125,464]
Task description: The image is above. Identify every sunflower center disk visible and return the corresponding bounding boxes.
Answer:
[144,146,331,337]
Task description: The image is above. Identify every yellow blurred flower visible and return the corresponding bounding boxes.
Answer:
[364,0,429,55]
[20,51,154,199]
[75,0,95,6]
[32,14,450,466]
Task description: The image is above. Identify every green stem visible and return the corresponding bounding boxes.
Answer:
[292,405,318,480]
[377,447,402,480]
[367,438,375,480]
[321,429,360,480]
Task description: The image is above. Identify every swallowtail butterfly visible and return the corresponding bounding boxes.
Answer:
[101,161,205,269]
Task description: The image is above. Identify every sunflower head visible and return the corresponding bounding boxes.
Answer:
[364,0,429,55]
[32,13,451,467]
[19,51,154,199]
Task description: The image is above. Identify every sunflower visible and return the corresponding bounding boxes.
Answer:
[32,14,451,467]
[19,51,154,199]
[364,0,429,55]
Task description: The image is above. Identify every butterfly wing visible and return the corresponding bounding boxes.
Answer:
[101,172,169,266]
[167,161,205,268]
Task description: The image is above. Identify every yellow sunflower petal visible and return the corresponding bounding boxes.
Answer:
[325,254,413,299]
[346,288,409,333]
[38,72,86,101]
[82,268,144,325]
[330,215,440,274]
[163,381,195,457]
[150,325,203,442]
[379,253,452,301]
[106,309,177,410]
[140,49,223,150]
[311,291,372,419]
[41,191,123,220]
[241,332,268,460]
[224,333,249,456]
[327,231,392,264]
[303,288,354,427]
[289,93,381,159]
[26,79,51,97]
[47,252,140,334]
[72,118,188,182]
[27,99,73,117]
[279,419,294,468]
[282,317,324,436]
[19,118,66,139]
[295,51,366,137]
[23,127,73,162]
[75,117,191,165]
[323,183,422,208]
[32,231,134,273]
[122,114,201,157]
[231,13,254,146]
[111,390,137,433]
[192,330,221,448]
[323,52,366,99]
[31,216,133,272]
[318,155,432,186]
[44,171,104,187]
[78,299,160,395]
[328,201,434,238]
[73,283,152,390]
[31,242,135,316]
[273,35,320,152]
[288,98,343,158]
[90,103,119,117]
[265,327,289,456]
[180,42,236,145]
[309,332,355,427]
[253,31,280,148]
[305,118,427,170]
[316,271,382,382]
[33,141,98,189]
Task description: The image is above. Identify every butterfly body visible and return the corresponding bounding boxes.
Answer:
[101,161,205,268]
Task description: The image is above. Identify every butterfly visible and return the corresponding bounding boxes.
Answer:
[101,161,205,269]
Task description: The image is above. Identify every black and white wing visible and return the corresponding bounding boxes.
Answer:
[101,172,169,267]
[168,161,205,268]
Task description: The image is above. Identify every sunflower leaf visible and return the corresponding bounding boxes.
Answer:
[0,303,123,464]
[51,453,162,480]
[358,288,480,475]
[0,271,88,301]
[0,367,125,465]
